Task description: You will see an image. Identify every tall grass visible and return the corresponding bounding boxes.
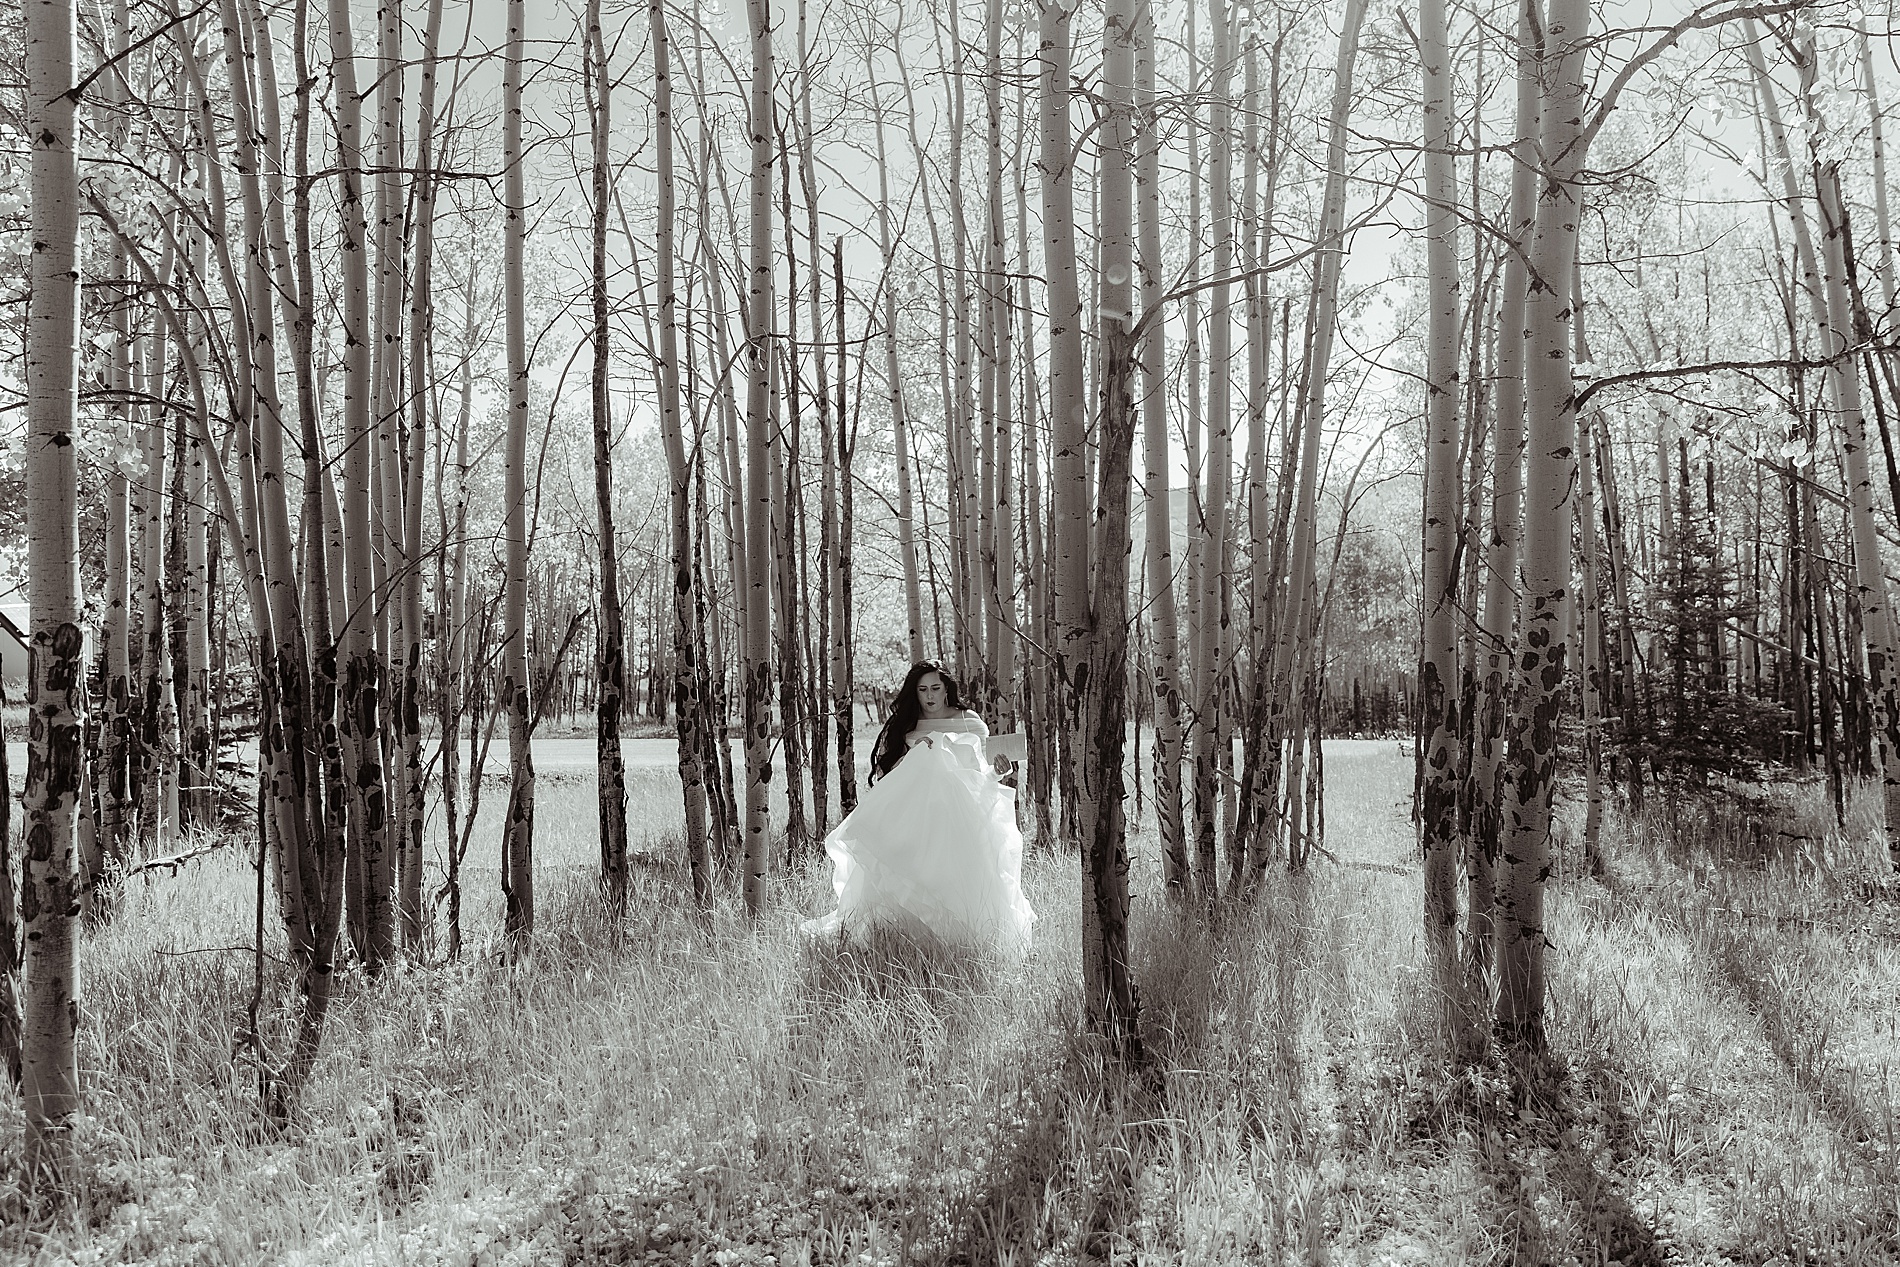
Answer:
[4,743,1898,1265]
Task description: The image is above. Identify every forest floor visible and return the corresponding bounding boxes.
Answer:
[2,740,1898,1266]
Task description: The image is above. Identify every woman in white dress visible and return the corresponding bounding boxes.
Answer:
[802,660,1037,955]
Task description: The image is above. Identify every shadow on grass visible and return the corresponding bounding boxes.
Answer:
[1395,961,1666,1265]
[945,887,1326,1265]
[1590,822,1900,1257]
[1502,1046,1667,1267]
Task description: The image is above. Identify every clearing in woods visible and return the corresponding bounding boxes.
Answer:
[2,739,1897,1265]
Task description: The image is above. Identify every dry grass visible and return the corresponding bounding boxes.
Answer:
[1,741,1896,1265]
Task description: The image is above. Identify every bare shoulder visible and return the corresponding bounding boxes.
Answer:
[959,709,981,720]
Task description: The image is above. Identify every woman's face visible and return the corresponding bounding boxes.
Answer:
[915,671,949,716]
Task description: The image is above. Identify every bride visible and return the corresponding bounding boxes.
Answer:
[802,660,1036,955]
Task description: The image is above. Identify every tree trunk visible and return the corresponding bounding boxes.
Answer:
[500,0,536,942]
[832,241,857,816]
[1070,0,1143,1057]
[867,42,925,661]
[325,0,394,972]
[396,0,446,953]
[255,0,340,995]
[1496,0,1591,1049]
[1860,16,1896,312]
[1192,0,1233,898]
[1418,0,1463,965]
[774,146,811,865]
[1041,0,1087,852]
[1251,0,1368,880]
[795,0,831,835]
[1136,1,1187,893]
[588,0,633,912]
[1817,169,1900,869]
[1574,271,1606,861]
[138,315,177,853]
[371,0,410,959]
[742,0,778,917]
[22,0,84,1183]
[1468,0,1536,989]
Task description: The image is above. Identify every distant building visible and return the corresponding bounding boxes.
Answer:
[0,603,25,686]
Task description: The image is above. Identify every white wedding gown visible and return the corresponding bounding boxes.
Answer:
[802,714,1036,955]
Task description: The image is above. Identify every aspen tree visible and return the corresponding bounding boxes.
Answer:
[207,0,317,920]
[1417,0,1463,957]
[773,140,811,863]
[372,0,411,955]
[1193,0,1234,895]
[1596,424,1643,795]
[692,104,747,859]
[1073,0,1143,1055]
[1042,0,1087,724]
[179,349,211,829]
[1233,24,1278,876]
[1181,0,1206,873]
[501,0,536,941]
[1817,169,1900,870]
[101,0,134,869]
[1774,20,1900,864]
[248,0,340,907]
[588,0,632,912]
[867,35,925,661]
[138,274,177,850]
[93,172,337,1092]
[1860,16,1896,310]
[322,0,394,967]
[398,0,446,947]
[831,240,857,815]
[797,0,831,833]
[1016,37,1054,840]
[984,0,1014,731]
[742,0,777,917]
[945,0,980,687]
[1253,0,1368,880]
[1574,262,1606,858]
[22,0,84,1184]
[1469,0,1537,983]
[1496,0,1591,1047]
[1136,0,1187,892]
[435,270,472,935]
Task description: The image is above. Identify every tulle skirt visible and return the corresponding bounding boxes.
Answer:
[801,732,1036,956]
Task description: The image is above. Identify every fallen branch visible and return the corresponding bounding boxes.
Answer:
[154,944,291,968]
[122,839,227,879]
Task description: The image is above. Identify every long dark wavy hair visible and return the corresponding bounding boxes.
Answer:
[868,659,964,784]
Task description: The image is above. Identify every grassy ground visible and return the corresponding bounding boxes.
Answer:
[2,742,1897,1265]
